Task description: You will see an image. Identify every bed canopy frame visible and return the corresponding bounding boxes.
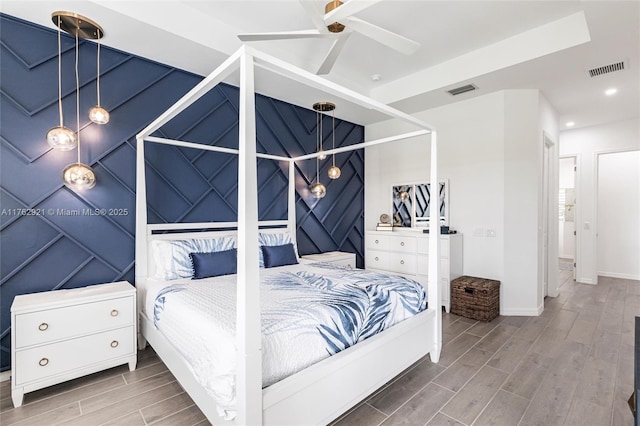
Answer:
[135,45,441,425]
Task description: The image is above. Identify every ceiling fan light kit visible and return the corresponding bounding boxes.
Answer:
[325,0,346,33]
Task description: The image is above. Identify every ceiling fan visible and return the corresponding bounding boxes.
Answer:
[237,0,420,75]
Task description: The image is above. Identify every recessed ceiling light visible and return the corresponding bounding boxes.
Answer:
[566,121,575,127]
[605,88,618,96]
[371,74,382,82]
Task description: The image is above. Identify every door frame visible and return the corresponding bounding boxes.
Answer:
[542,132,559,298]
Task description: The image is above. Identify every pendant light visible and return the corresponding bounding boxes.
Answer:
[311,101,335,199]
[88,28,109,124]
[310,156,326,199]
[314,101,333,161]
[52,12,101,190]
[46,14,77,151]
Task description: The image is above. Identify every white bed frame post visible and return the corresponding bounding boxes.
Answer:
[428,131,442,363]
[135,137,147,281]
[287,161,296,243]
[236,47,263,426]
[135,136,148,349]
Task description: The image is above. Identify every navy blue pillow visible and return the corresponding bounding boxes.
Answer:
[189,249,237,279]
[261,243,298,268]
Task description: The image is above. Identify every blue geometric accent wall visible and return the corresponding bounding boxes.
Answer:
[0,14,364,371]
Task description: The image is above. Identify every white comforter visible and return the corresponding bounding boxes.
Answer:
[146,262,426,419]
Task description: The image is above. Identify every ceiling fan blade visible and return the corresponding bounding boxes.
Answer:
[345,17,420,54]
[324,0,384,25]
[316,33,351,75]
[299,0,329,32]
[238,29,336,41]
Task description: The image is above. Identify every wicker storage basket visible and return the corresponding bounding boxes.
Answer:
[450,276,500,322]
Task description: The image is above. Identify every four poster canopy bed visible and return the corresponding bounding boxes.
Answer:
[135,45,442,425]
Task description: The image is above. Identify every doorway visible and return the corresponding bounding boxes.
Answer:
[558,156,576,287]
[596,150,640,280]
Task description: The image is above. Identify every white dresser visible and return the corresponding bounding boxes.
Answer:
[301,251,356,268]
[11,281,137,407]
[365,231,462,312]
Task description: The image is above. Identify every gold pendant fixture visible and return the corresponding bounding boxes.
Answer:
[311,101,341,198]
[50,11,104,190]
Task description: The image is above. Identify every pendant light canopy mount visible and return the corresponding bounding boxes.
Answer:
[51,11,103,39]
[312,101,336,112]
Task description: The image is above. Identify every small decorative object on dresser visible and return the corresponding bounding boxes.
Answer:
[450,276,500,322]
[11,281,137,407]
[301,251,357,268]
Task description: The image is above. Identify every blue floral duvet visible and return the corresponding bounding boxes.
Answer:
[151,261,426,419]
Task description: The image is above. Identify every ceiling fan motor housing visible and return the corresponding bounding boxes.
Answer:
[325,0,345,33]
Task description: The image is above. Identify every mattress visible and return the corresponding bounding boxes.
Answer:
[145,261,426,420]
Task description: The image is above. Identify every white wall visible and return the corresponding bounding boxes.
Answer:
[560,118,640,283]
[597,150,640,279]
[366,90,556,315]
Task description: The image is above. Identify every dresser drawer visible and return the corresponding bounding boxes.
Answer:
[387,235,416,253]
[367,234,390,251]
[14,326,134,385]
[366,250,388,270]
[15,296,134,349]
[385,253,417,275]
[417,236,450,257]
[417,255,429,275]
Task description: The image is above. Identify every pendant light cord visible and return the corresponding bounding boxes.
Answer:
[57,16,64,127]
[96,32,101,106]
[332,110,336,167]
[75,31,81,164]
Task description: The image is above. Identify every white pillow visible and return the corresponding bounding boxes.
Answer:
[258,232,298,267]
[151,236,236,280]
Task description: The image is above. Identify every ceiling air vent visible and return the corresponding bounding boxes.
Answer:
[588,61,625,78]
[447,84,477,96]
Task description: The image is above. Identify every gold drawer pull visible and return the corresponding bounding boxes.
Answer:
[400,260,405,265]
[110,340,119,348]
[375,239,379,244]
[375,257,379,261]
[400,242,405,246]
[110,309,119,317]
[39,358,49,367]
[38,323,48,331]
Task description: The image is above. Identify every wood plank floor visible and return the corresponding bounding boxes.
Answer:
[1,274,637,426]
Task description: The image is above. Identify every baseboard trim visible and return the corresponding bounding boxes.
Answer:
[0,370,10,382]
[501,304,543,316]
[598,271,640,281]
[578,277,597,285]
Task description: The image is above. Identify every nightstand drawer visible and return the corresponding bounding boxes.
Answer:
[15,296,134,348]
[14,326,134,385]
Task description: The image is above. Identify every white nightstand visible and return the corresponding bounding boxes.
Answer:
[301,251,357,268]
[11,281,137,407]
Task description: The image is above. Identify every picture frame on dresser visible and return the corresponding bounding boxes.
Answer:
[392,180,449,228]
